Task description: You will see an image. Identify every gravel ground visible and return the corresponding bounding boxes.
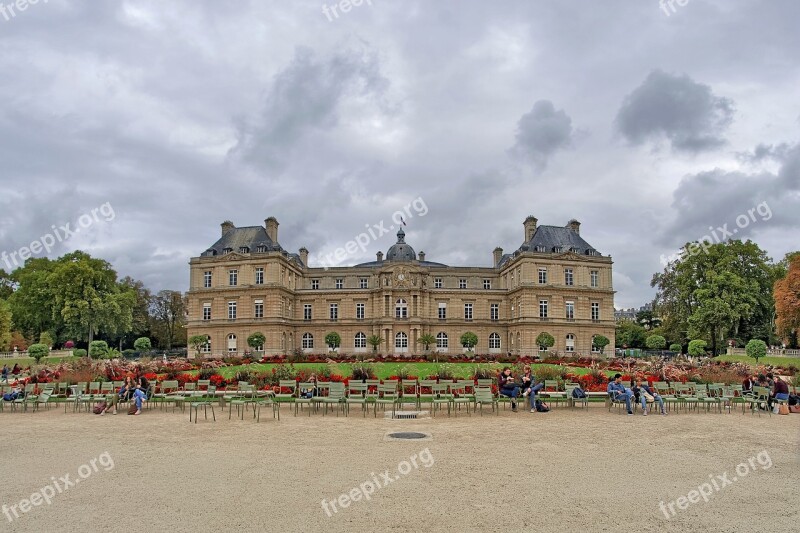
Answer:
[0,403,797,532]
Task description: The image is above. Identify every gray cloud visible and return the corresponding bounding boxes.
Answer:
[616,70,735,153]
[509,100,574,170]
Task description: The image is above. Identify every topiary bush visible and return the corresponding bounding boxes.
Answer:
[688,340,707,357]
[669,343,682,353]
[645,335,666,350]
[89,341,109,359]
[134,337,152,351]
[73,348,87,357]
[745,339,767,364]
[28,343,49,363]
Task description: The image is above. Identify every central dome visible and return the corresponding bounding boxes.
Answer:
[386,228,416,261]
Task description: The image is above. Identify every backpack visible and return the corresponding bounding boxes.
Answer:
[572,387,587,399]
[534,399,550,412]
[128,404,139,415]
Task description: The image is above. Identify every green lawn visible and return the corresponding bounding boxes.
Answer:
[1,356,79,368]
[715,355,800,368]
[207,362,611,380]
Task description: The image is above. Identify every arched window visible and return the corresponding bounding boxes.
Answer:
[489,333,501,350]
[395,332,408,350]
[281,332,286,351]
[516,332,521,348]
[302,333,314,350]
[395,298,408,319]
[227,333,237,353]
[436,332,448,349]
[354,332,367,349]
[566,334,575,353]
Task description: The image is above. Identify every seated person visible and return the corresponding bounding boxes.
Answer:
[770,377,789,409]
[741,375,755,394]
[300,373,318,399]
[2,384,23,401]
[632,378,666,416]
[11,364,20,375]
[519,365,544,412]
[607,374,633,415]
[1,364,8,383]
[498,367,520,412]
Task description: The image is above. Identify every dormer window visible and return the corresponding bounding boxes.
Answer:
[586,249,598,256]
[534,245,546,253]
[569,247,580,253]
[256,245,267,253]
[223,247,233,255]
[553,246,563,253]
[239,246,250,254]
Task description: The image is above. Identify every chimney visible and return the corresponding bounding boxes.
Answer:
[221,220,235,237]
[493,247,503,266]
[523,216,538,241]
[566,219,581,235]
[265,217,279,242]
[298,247,309,266]
[418,251,426,262]
[376,251,384,262]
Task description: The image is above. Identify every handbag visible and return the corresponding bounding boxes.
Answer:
[128,404,139,415]
[778,403,790,415]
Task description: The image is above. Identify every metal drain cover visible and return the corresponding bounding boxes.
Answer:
[388,432,427,439]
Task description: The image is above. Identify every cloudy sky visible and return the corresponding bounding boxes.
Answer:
[1,0,798,308]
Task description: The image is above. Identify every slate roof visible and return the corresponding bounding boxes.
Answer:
[497,225,600,267]
[200,226,304,266]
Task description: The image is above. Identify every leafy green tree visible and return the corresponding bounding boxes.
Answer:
[535,332,555,351]
[592,335,610,354]
[89,340,109,359]
[116,276,152,350]
[745,339,767,364]
[247,332,266,352]
[645,334,666,350]
[416,333,437,351]
[688,339,707,357]
[73,348,87,357]
[367,335,383,352]
[8,257,60,341]
[636,309,661,330]
[615,320,647,348]
[652,240,774,356]
[325,332,341,351]
[188,334,209,357]
[28,343,49,362]
[149,290,186,349]
[669,343,682,353]
[133,337,152,351]
[0,299,12,351]
[460,331,478,350]
[39,331,54,348]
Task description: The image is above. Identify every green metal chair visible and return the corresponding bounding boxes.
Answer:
[399,379,417,408]
[450,382,472,416]
[189,386,216,423]
[746,386,771,417]
[322,383,346,416]
[565,385,588,410]
[431,383,453,417]
[255,391,280,422]
[345,382,369,417]
[229,384,256,420]
[417,380,437,410]
[274,380,297,411]
[374,383,400,417]
[474,387,498,415]
[295,382,317,416]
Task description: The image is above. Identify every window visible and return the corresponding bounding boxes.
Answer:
[459,279,467,289]
[256,245,267,253]
[565,301,575,320]
[535,245,547,252]
[539,300,548,318]
[592,336,601,353]
[434,277,442,289]
[591,302,600,321]
[590,270,598,288]
[255,268,264,285]
[227,333,237,353]
[354,332,366,349]
[538,268,547,284]
[201,336,211,353]
[438,302,447,320]
[329,303,338,321]
[490,303,499,321]
[254,300,263,318]
[223,247,232,255]
[356,303,365,320]
[564,268,573,286]
[303,304,312,321]
[302,333,313,350]
[510,272,515,286]
[227,301,237,319]
[239,246,249,254]
[229,269,238,286]
[395,332,408,349]
[489,333,501,349]
[464,303,473,321]
[311,279,319,290]
[335,278,343,289]
[436,332,448,349]
[395,298,408,319]
[483,279,491,289]
[202,303,211,321]
[203,271,212,288]
[566,334,575,352]
[359,277,368,289]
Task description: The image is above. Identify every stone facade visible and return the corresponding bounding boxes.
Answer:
[186,217,615,356]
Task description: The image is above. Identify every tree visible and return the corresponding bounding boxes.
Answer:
[669,343,682,353]
[615,320,646,348]
[247,332,266,352]
[117,276,152,349]
[133,337,152,351]
[8,257,60,341]
[536,332,555,351]
[367,335,383,352]
[774,255,800,346]
[636,309,662,330]
[324,332,341,351]
[645,335,666,350]
[460,331,478,350]
[149,290,186,349]
[592,335,610,354]
[688,340,707,357]
[39,331,54,348]
[652,240,773,356]
[28,343,49,362]
[416,333,436,351]
[89,340,109,359]
[745,339,767,364]
[0,299,11,351]
[188,335,209,358]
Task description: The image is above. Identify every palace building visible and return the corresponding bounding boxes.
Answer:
[186,216,615,356]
